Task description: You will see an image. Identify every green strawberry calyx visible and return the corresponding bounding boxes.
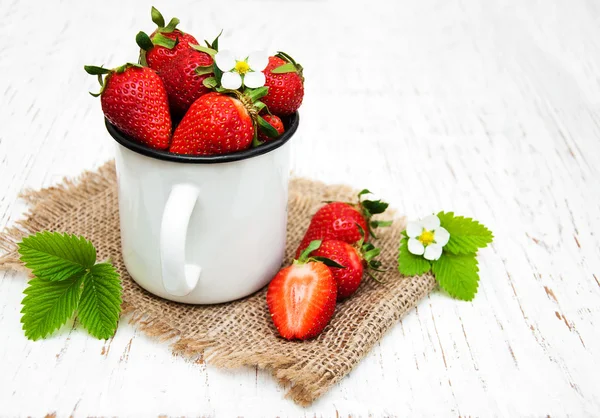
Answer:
[84,63,143,97]
[354,224,387,281]
[150,6,180,34]
[229,87,281,147]
[355,189,392,239]
[135,7,183,65]
[272,51,304,81]
[295,240,346,268]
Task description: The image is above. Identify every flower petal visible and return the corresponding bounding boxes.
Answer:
[221,72,242,90]
[408,238,425,255]
[424,244,443,260]
[243,71,266,88]
[406,221,423,238]
[422,214,440,230]
[434,226,450,246]
[215,51,236,72]
[247,50,269,71]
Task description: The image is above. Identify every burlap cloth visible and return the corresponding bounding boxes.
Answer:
[0,161,436,406]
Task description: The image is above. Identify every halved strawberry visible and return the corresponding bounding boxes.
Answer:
[267,241,341,340]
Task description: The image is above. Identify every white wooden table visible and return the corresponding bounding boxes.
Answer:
[1,0,599,416]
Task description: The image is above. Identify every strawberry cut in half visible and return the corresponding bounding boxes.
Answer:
[267,240,344,340]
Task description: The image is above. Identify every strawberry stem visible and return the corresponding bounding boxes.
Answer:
[244,86,269,103]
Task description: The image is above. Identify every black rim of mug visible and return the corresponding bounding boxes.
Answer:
[105,112,299,164]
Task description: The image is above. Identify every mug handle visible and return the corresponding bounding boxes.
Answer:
[160,184,201,297]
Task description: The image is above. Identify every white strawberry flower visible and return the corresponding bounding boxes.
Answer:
[215,50,269,90]
[406,214,450,261]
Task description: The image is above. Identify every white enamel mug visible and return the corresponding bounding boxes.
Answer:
[107,113,298,304]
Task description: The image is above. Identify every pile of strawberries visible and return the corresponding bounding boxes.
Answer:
[267,190,392,340]
[85,7,304,155]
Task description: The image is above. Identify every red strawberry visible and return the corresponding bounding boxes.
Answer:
[136,7,199,72]
[84,64,171,150]
[267,241,338,340]
[257,114,284,142]
[296,190,391,257]
[170,92,253,155]
[311,240,363,300]
[262,53,304,116]
[311,239,383,300]
[158,48,214,118]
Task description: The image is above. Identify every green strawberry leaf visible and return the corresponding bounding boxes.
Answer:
[210,29,223,51]
[257,115,280,138]
[195,65,214,76]
[21,274,84,340]
[203,77,218,89]
[152,33,177,49]
[135,31,154,51]
[311,256,346,269]
[362,199,389,216]
[398,236,431,276]
[151,6,166,28]
[78,263,122,340]
[371,220,393,229]
[190,44,217,56]
[162,17,180,33]
[245,86,269,102]
[298,240,322,263]
[431,253,479,301]
[271,63,297,74]
[437,211,493,255]
[83,65,111,75]
[18,232,96,282]
[254,100,267,113]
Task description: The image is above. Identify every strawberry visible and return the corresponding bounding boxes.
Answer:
[295,190,391,257]
[84,63,171,150]
[136,7,199,72]
[262,53,304,116]
[310,239,384,300]
[267,241,339,340]
[170,92,254,155]
[158,48,214,118]
[257,114,284,142]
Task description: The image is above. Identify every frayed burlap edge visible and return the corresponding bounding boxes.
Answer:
[0,161,437,406]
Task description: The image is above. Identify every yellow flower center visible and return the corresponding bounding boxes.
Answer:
[234,60,250,75]
[418,230,435,246]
